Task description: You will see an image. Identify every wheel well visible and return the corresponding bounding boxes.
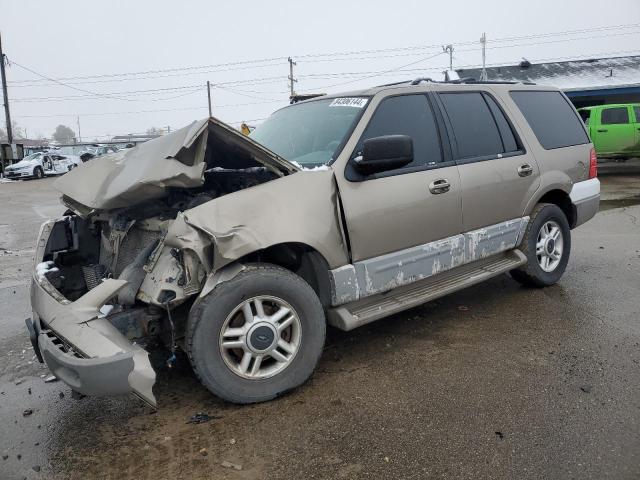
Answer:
[538,189,576,228]
[234,243,332,308]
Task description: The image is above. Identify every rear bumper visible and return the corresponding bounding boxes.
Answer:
[570,178,600,228]
[29,219,156,406]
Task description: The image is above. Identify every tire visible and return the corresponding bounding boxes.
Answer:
[510,203,571,287]
[186,263,326,404]
[33,166,44,179]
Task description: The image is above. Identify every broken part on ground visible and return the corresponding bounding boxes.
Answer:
[31,117,348,407]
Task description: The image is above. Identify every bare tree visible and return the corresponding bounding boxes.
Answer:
[52,125,76,143]
[11,121,24,139]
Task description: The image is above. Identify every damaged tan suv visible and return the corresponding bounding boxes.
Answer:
[27,80,600,407]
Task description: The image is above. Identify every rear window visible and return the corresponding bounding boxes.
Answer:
[510,91,589,149]
[601,107,629,125]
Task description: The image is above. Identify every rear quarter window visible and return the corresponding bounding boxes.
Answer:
[510,91,589,150]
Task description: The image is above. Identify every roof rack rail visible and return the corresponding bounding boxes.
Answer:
[410,77,435,85]
[375,77,538,89]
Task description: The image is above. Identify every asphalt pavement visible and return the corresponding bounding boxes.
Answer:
[0,175,639,480]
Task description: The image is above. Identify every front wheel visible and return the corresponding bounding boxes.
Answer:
[187,264,326,404]
[33,166,44,179]
[510,203,571,287]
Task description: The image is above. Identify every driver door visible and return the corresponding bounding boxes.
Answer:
[335,93,463,262]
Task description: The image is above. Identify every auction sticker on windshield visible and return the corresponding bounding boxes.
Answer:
[329,97,368,108]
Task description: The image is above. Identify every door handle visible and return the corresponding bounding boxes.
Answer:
[517,164,533,177]
[429,179,450,194]
[597,128,608,133]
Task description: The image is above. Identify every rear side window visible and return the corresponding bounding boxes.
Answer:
[358,94,442,168]
[601,107,629,125]
[510,91,589,149]
[439,92,504,158]
[634,106,640,122]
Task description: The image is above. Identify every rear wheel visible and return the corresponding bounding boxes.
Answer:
[187,264,326,404]
[510,203,571,287]
[33,166,44,179]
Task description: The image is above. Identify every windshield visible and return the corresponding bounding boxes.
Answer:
[22,152,43,161]
[251,97,368,167]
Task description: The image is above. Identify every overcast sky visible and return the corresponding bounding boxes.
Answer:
[1,0,639,141]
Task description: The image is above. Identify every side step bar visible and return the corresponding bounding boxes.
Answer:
[327,250,526,331]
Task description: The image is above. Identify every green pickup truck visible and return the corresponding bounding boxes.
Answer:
[578,103,640,159]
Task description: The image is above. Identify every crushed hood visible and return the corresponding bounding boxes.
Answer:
[54,117,298,211]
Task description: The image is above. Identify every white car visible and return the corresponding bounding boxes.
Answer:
[3,152,82,180]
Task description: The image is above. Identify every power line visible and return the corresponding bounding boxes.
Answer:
[9,60,135,102]
[7,22,640,88]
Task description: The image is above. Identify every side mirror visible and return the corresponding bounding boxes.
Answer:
[353,135,413,175]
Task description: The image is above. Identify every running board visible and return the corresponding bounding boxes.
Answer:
[327,250,526,331]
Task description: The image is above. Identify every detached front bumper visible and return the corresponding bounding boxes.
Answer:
[29,220,157,407]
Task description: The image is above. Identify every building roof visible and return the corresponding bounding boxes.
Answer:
[456,55,640,92]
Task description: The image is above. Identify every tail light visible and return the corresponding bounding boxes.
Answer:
[588,147,597,179]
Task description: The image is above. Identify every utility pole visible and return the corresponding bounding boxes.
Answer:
[442,45,454,71]
[0,32,13,144]
[76,116,82,143]
[287,57,297,99]
[206,81,212,117]
[480,33,488,81]
[166,125,171,134]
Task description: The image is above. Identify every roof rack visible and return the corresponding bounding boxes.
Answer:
[375,77,537,89]
[289,93,326,104]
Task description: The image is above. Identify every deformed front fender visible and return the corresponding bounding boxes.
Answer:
[182,169,349,270]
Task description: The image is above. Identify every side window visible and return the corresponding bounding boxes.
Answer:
[634,106,640,123]
[483,94,519,153]
[510,91,589,150]
[439,92,504,159]
[601,107,629,125]
[579,109,591,125]
[357,94,442,169]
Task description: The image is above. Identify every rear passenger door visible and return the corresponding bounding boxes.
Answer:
[596,106,635,156]
[436,90,539,231]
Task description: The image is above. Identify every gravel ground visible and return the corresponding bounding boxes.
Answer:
[0,175,639,480]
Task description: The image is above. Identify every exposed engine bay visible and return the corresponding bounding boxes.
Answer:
[40,132,281,348]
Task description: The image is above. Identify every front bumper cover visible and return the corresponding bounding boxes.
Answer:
[29,219,156,406]
[30,276,157,406]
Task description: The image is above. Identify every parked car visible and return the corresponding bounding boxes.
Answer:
[4,152,82,179]
[27,81,599,407]
[578,103,640,159]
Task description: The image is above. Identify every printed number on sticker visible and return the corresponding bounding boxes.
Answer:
[329,98,368,108]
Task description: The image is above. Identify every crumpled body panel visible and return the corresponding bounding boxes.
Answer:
[54,118,297,212]
[183,170,349,270]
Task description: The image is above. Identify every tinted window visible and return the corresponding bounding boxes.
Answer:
[510,91,589,149]
[579,109,591,125]
[634,106,640,123]
[601,107,629,125]
[484,94,519,152]
[358,94,442,168]
[440,92,504,158]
